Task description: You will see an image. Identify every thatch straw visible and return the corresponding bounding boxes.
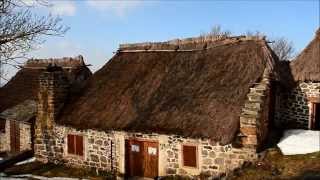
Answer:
[25,55,85,68]
[0,56,91,113]
[290,28,320,82]
[58,39,277,144]
[119,35,266,52]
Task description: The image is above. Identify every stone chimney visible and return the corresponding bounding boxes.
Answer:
[37,65,69,131]
[35,65,69,162]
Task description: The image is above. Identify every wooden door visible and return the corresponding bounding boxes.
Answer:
[143,141,159,178]
[125,139,159,178]
[315,103,320,130]
[125,139,144,177]
[311,103,320,130]
[10,120,20,153]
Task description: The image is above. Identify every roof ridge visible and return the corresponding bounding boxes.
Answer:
[25,55,85,67]
[119,35,266,51]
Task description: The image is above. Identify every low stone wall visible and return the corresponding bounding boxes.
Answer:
[35,124,256,178]
[239,70,272,150]
[0,120,10,152]
[275,82,320,128]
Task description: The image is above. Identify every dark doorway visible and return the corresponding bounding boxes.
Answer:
[125,139,158,178]
[314,103,320,130]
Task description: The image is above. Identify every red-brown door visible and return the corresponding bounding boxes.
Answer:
[143,141,159,178]
[125,139,159,178]
[126,139,144,177]
[313,103,320,130]
[10,120,20,153]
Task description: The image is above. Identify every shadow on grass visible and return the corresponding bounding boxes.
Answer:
[293,170,320,180]
[4,161,116,179]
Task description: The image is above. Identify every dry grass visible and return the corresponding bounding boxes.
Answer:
[230,148,320,180]
[4,161,116,180]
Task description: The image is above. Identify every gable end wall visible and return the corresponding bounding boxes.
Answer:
[275,82,320,129]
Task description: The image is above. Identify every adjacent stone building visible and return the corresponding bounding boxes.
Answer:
[0,56,92,154]
[0,100,36,153]
[34,35,279,178]
[276,29,320,129]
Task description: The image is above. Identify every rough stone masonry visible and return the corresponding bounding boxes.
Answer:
[276,82,320,129]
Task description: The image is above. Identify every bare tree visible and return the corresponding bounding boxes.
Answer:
[201,25,232,38]
[209,25,232,36]
[269,37,295,61]
[245,30,295,61]
[0,0,69,82]
[245,30,266,38]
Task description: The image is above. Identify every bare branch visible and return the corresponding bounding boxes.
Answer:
[201,25,232,38]
[244,30,295,61]
[270,37,295,61]
[0,0,69,80]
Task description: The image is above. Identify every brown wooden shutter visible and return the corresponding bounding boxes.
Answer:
[10,121,20,152]
[0,119,5,133]
[183,145,197,167]
[67,134,75,154]
[75,135,84,156]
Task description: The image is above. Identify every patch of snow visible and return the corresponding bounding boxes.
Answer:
[278,129,320,155]
[14,157,36,165]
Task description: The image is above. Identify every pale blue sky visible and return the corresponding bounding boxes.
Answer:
[28,0,319,72]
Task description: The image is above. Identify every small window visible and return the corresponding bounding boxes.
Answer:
[67,134,84,156]
[131,144,140,152]
[182,145,197,168]
[0,119,5,133]
[148,147,157,155]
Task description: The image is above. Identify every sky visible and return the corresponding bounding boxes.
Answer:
[7,0,320,77]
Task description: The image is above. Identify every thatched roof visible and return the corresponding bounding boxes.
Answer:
[0,55,92,113]
[0,100,36,122]
[290,29,320,82]
[58,36,277,144]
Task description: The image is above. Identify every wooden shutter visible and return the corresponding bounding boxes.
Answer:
[75,135,84,156]
[183,145,197,167]
[67,134,75,154]
[10,121,20,152]
[0,119,5,133]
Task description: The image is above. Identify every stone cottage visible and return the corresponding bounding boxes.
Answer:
[276,29,320,129]
[0,100,36,153]
[0,56,91,154]
[34,35,279,178]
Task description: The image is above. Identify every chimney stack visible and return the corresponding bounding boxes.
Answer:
[35,65,69,162]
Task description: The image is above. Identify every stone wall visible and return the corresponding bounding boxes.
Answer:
[275,82,320,129]
[0,120,10,152]
[35,68,70,162]
[35,125,115,172]
[239,70,272,150]
[19,122,32,151]
[34,124,257,178]
[162,135,256,178]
